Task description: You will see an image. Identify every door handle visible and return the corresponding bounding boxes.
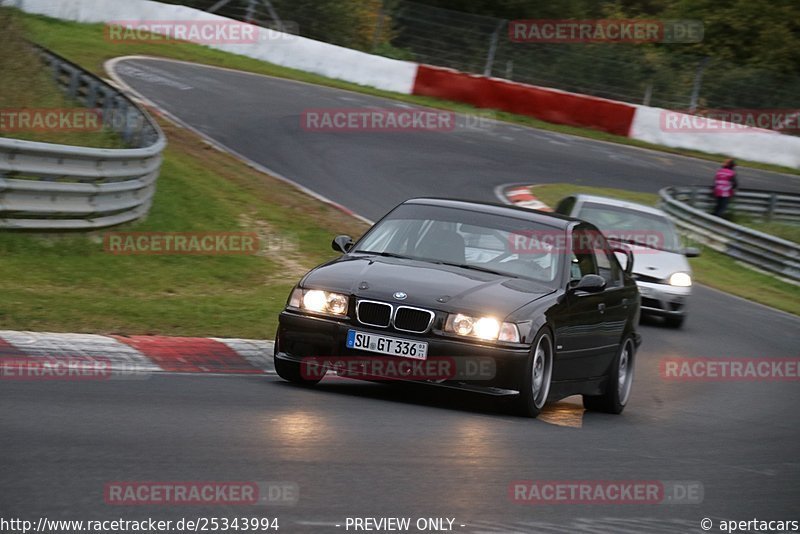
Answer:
[598,303,606,313]
[622,298,629,307]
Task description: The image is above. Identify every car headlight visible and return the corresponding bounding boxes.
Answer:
[289,288,349,316]
[668,272,692,287]
[445,313,520,342]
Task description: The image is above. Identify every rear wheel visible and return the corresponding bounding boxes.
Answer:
[583,335,635,414]
[512,328,553,418]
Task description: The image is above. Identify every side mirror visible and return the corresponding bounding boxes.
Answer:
[332,235,354,253]
[683,246,701,258]
[612,246,635,275]
[572,274,606,294]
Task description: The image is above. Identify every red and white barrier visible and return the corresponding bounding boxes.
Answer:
[412,65,637,137]
[504,186,553,211]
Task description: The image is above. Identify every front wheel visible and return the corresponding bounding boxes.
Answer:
[274,356,323,386]
[583,335,636,414]
[512,328,554,418]
[664,315,685,329]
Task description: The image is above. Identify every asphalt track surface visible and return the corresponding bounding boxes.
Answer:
[2,58,799,533]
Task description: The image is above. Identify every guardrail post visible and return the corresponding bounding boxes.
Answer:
[67,66,80,98]
[766,193,777,222]
[86,80,99,108]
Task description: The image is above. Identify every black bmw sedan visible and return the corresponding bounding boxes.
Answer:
[274,198,641,417]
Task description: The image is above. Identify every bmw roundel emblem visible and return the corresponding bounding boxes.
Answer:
[393,291,408,301]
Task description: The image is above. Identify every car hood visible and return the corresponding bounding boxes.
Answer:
[613,244,691,281]
[302,255,555,318]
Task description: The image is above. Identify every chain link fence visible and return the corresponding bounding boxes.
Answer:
[160,0,800,115]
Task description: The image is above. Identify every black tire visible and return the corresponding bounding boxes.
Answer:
[274,356,323,386]
[583,335,636,414]
[512,328,554,418]
[664,315,685,329]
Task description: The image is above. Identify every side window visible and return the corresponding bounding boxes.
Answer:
[569,229,598,284]
[596,247,622,287]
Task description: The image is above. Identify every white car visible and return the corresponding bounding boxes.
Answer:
[555,194,699,328]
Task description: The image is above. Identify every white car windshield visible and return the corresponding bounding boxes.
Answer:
[576,202,682,253]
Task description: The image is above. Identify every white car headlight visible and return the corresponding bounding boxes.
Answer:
[668,272,692,287]
[289,288,349,316]
[445,313,520,342]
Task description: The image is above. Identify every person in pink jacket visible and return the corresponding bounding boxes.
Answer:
[712,158,738,217]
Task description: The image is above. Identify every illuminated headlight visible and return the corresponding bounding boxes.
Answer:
[289,288,349,316]
[668,272,692,287]
[445,313,520,342]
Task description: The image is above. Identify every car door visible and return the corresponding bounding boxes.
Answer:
[593,239,630,371]
[553,227,609,381]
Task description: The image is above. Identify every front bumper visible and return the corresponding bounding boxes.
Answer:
[275,310,530,396]
[636,281,690,317]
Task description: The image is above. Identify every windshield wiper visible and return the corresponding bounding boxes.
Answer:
[607,237,669,252]
[355,252,519,277]
[354,250,413,260]
[432,260,518,278]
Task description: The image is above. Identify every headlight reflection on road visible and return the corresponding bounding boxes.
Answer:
[268,411,336,454]
[538,400,585,428]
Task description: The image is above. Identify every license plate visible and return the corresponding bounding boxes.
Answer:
[346,330,428,360]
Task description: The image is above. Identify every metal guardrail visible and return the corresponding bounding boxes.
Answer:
[0,46,166,230]
[659,186,800,282]
[670,186,800,223]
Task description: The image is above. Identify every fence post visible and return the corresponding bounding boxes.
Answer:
[260,0,284,32]
[483,20,505,77]
[372,0,385,51]
[689,56,710,113]
[244,0,257,23]
[643,82,653,106]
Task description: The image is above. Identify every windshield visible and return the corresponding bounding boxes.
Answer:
[575,202,682,253]
[353,204,563,286]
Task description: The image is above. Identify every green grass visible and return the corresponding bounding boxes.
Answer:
[529,183,800,316]
[727,215,799,244]
[13,8,800,177]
